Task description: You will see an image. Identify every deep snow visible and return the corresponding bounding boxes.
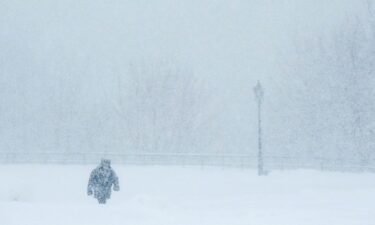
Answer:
[1,165,374,225]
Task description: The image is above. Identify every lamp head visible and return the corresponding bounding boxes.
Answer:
[254,80,264,101]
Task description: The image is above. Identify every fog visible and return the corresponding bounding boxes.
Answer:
[0,0,373,170]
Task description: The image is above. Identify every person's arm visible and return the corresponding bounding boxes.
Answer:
[87,171,95,195]
[112,170,120,191]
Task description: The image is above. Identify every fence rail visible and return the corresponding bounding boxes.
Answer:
[0,152,256,167]
[0,152,374,172]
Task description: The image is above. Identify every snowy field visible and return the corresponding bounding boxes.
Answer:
[1,165,375,225]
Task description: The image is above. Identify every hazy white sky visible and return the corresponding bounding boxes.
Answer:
[0,0,368,155]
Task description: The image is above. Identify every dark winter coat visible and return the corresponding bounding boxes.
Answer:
[87,160,119,204]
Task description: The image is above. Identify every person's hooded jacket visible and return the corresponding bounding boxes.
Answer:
[87,159,119,204]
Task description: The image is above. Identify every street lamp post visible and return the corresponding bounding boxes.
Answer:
[254,81,264,176]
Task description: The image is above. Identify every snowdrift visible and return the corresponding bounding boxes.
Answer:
[1,165,374,225]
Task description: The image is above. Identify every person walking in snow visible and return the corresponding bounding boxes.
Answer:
[87,159,120,204]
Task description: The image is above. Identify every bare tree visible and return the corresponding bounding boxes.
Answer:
[115,60,208,155]
[286,2,375,169]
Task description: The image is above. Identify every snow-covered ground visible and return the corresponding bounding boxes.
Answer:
[1,165,374,225]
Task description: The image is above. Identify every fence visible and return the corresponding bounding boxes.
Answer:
[0,152,255,167]
[0,152,374,172]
